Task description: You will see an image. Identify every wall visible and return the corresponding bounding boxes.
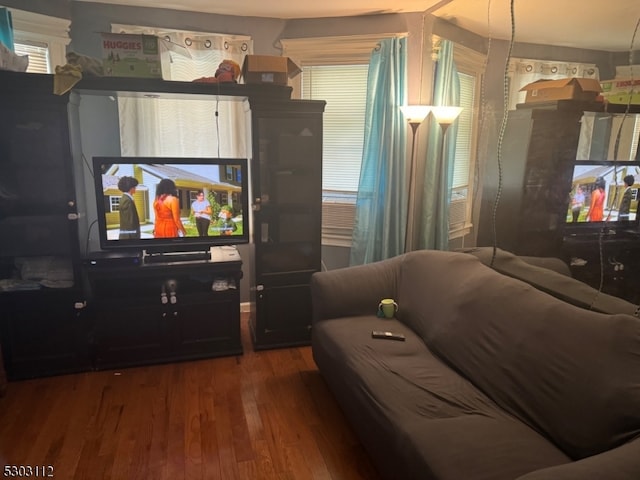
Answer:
[1,0,69,18]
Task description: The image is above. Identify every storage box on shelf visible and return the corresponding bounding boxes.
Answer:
[520,77,602,104]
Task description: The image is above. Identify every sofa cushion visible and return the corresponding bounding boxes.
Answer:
[397,250,640,460]
[312,314,570,480]
[458,247,638,315]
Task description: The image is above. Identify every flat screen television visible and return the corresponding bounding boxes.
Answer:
[564,160,640,232]
[92,156,250,252]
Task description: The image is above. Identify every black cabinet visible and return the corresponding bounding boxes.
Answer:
[0,290,90,380]
[0,73,89,380]
[248,100,326,348]
[478,102,593,257]
[84,256,243,369]
[0,70,326,380]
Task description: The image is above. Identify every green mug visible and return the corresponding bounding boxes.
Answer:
[379,298,398,319]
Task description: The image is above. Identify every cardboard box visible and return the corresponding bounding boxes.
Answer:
[600,78,640,104]
[241,55,301,86]
[520,77,602,103]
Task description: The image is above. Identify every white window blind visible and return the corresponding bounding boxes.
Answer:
[302,64,368,192]
[14,40,49,73]
[453,72,474,190]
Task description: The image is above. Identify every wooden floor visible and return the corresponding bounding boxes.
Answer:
[0,314,380,480]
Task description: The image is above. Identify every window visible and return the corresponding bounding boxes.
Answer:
[111,25,252,159]
[302,64,368,193]
[448,40,486,239]
[282,34,399,246]
[5,6,70,73]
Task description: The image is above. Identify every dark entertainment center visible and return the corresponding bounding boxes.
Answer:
[0,70,325,380]
[478,100,640,303]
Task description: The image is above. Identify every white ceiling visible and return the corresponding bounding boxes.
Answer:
[76,0,640,52]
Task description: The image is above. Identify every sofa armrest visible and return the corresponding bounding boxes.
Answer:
[311,255,402,322]
[515,437,640,480]
[458,247,639,315]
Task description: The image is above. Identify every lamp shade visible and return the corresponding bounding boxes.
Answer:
[400,105,431,124]
[431,106,463,126]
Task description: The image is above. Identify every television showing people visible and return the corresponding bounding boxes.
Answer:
[93,158,249,249]
[566,164,638,224]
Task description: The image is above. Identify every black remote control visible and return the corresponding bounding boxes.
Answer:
[371,330,406,341]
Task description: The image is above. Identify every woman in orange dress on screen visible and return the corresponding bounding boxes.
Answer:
[586,177,606,222]
[153,178,187,238]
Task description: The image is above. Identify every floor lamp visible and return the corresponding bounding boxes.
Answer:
[430,106,463,137]
[400,105,431,252]
[431,106,463,244]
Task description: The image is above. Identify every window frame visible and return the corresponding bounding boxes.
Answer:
[282,34,402,247]
[446,39,486,240]
[8,7,70,73]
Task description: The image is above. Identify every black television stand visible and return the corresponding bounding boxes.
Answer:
[84,248,243,369]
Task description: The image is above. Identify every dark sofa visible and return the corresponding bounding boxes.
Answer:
[310,250,640,480]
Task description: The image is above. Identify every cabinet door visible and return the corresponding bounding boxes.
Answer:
[172,291,242,357]
[92,304,170,369]
[0,90,81,288]
[0,291,90,380]
[252,115,323,274]
[249,101,325,349]
[253,282,312,348]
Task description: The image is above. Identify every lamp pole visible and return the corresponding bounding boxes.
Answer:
[400,105,431,253]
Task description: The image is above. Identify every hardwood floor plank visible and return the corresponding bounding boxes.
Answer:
[0,315,379,480]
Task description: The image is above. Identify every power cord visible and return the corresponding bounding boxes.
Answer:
[215,79,221,158]
[490,0,515,268]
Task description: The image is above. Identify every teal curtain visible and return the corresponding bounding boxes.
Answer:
[418,40,460,250]
[349,37,407,265]
[0,8,14,51]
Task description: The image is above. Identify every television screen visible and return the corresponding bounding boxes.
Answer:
[92,157,250,251]
[565,161,640,227]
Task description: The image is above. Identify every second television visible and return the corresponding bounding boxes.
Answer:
[92,156,250,252]
[565,160,640,229]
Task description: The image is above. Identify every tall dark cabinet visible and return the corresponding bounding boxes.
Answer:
[0,73,90,380]
[477,102,597,257]
[248,99,326,349]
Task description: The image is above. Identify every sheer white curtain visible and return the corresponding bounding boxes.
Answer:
[113,26,253,158]
[508,58,600,109]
